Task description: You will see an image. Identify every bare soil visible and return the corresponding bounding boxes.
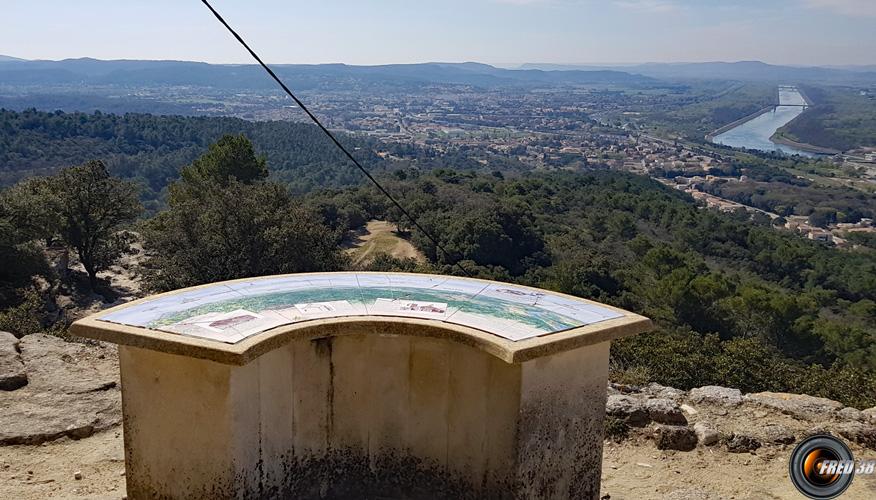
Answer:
[0,430,125,500]
[346,220,425,265]
[602,441,876,499]
[4,428,874,499]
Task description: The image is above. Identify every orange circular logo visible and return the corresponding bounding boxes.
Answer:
[789,435,854,499]
[802,448,841,486]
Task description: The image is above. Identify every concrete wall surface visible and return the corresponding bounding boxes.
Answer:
[119,333,610,499]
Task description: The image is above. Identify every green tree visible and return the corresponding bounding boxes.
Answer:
[52,161,143,288]
[143,136,347,291]
[607,212,637,239]
[0,176,61,245]
[0,195,51,306]
[178,134,268,187]
[812,318,876,372]
[808,208,836,228]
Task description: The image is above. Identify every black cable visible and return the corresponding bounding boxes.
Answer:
[199,0,471,277]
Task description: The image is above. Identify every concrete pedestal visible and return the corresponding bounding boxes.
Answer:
[72,273,651,499]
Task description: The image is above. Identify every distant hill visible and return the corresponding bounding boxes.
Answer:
[4,57,872,88]
[823,64,876,73]
[0,58,658,90]
[519,61,876,84]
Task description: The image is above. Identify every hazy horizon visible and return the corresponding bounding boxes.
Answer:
[3,55,875,71]
[3,1,876,67]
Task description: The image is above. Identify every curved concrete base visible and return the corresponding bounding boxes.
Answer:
[119,332,611,499]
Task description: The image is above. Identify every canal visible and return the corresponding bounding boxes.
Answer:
[712,86,815,157]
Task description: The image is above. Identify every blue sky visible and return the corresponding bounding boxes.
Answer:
[3,0,875,66]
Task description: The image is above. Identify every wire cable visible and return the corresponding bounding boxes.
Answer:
[199,0,471,277]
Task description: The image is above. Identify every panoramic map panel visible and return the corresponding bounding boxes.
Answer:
[97,274,623,344]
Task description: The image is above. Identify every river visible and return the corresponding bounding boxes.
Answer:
[712,86,816,157]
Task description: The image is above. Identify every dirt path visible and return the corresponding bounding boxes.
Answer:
[602,440,876,499]
[347,220,425,265]
[5,429,874,499]
[0,430,125,500]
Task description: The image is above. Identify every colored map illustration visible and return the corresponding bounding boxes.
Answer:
[98,273,623,344]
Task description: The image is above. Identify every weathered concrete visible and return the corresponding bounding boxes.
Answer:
[116,335,613,499]
[71,273,653,499]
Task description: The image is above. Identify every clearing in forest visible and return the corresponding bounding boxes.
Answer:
[347,220,425,265]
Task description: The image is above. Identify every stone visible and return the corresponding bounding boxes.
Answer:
[74,471,83,480]
[606,394,650,427]
[653,424,698,451]
[645,398,687,425]
[680,404,698,415]
[0,334,120,445]
[860,407,876,423]
[838,407,863,421]
[755,423,795,445]
[642,383,685,401]
[0,331,27,391]
[688,386,742,406]
[610,382,641,394]
[693,422,720,446]
[725,433,761,453]
[834,422,876,450]
[744,392,844,420]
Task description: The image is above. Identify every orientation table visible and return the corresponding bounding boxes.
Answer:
[72,272,653,499]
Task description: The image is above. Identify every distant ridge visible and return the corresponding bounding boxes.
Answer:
[0,57,658,90]
[519,61,876,84]
[0,54,25,62]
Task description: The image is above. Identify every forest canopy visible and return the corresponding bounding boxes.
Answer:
[1,112,874,408]
[0,108,386,209]
[307,169,876,407]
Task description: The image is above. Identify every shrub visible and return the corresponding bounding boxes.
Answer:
[0,288,47,338]
[612,328,876,408]
[604,416,630,442]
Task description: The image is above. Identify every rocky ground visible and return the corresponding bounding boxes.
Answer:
[1,332,875,499]
[50,242,144,325]
[602,383,876,499]
[0,333,123,499]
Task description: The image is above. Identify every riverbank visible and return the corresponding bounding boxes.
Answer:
[770,87,845,155]
[771,131,840,155]
[708,85,833,156]
[705,105,774,141]
[796,85,815,106]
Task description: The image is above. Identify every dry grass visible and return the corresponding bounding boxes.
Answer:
[346,220,425,266]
